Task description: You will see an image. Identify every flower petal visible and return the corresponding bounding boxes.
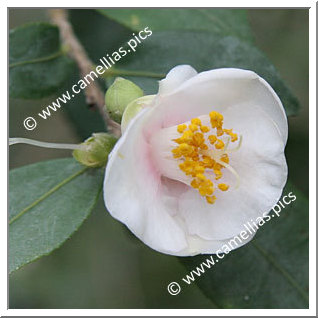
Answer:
[152,68,287,145]
[185,230,255,255]
[104,67,288,256]
[104,109,188,255]
[178,102,287,240]
[158,65,198,96]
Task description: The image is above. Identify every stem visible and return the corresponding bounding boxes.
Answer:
[49,9,121,138]
[101,68,165,79]
[9,137,86,151]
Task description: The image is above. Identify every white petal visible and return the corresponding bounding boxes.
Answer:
[185,230,255,255]
[178,103,287,241]
[148,68,287,145]
[104,108,188,255]
[104,67,288,256]
[158,65,198,96]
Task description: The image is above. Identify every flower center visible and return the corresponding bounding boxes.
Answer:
[171,111,241,204]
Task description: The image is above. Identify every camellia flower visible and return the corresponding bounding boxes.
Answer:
[103,65,288,256]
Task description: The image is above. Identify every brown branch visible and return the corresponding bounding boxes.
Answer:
[49,9,121,137]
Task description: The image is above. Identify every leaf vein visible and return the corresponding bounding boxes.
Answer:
[9,166,88,225]
[252,241,308,303]
[9,49,65,68]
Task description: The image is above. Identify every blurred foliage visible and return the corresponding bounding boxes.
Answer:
[9,22,74,99]
[9,159,103,273]
[9,8,309,309]
[181,184,308,308]
[99,9,254,42]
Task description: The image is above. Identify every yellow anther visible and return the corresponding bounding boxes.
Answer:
[206,195,216,204]
[179,143,192,153]
[224,129,238,142]
[194,165,205,174]
[200,125,210,133]
[189,124,199,132]
[215,139,225,149]
[205,186,214,196]
[172,111,239,204]
[217,128,224,136]
[218,183,229,191]
[196,173,206,181]
[231,134,238,142]
[177,124,187,133]
[221,154,229,164]
[191,118,202,126]
[192,154,200,161]
[200,143,208,150]
[191,179,199,189]
[183,130,193,139]
[203,178,213,187]
[209,111,219,120]
[172,148,182,158]
[214,169,222,180]
[199,186,207,196]
[202,156,215,169]
[208,135,217,144]
[192,132,205,146]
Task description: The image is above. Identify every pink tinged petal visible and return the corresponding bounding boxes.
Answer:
[104,109,188,255]
[104,66,288,256]
[147,68,287,144]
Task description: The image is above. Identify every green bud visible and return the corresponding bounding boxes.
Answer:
[73,133,117,168]
[105,77,144,123]
[121,95,156,132]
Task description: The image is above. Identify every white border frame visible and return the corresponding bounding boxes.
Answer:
[3,1,316,316]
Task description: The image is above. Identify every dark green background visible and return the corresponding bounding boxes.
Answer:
[9,9,309,308]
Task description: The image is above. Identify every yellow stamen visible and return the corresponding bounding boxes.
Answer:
[215,139,225,150]
[191,118,202,126]
[172,110,241,204]
[189,124,199,132]
[200,125,210,133]
[218,183,229,191]
[177,124,187,133]
[208,135,217,144]
[206,195,216,204]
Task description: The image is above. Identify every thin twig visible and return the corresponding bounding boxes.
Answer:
[49,9,121,137]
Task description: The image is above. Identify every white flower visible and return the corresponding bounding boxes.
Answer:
[103,65,288,256]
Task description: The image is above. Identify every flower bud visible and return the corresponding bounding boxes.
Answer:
[105,77,144,123]
[73,133,117,168]
[121,95,155,133]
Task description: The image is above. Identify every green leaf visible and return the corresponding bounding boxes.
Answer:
[69,10,131,64]
[180,184,308,308]
[110,31,299,116]
[9,22,75,99]
[56,68,107,139]
[98,9,254,43]
[9,158,104,273]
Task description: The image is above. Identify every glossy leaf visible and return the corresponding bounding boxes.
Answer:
[98,9,254,43]
[9,158,104,273]
[111,31,299,116]
[180,184,308,308]
[9,22,74,99]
